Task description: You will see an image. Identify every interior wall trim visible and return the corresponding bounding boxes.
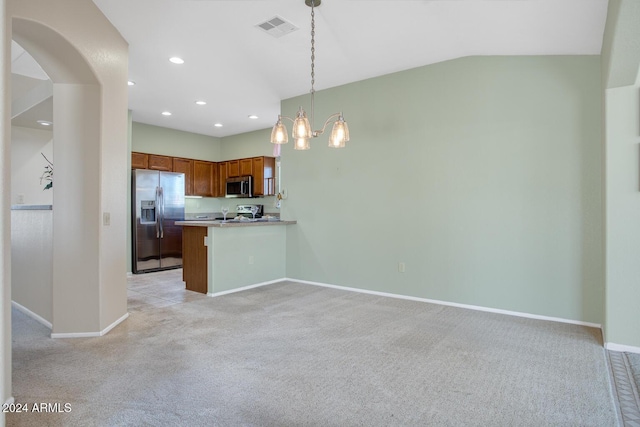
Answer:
[207,278,283,298]
[285,278,603,330]
[11,301,52,329]
[4,397,15,406]
[50,312,129,339]
[606,342,640,354]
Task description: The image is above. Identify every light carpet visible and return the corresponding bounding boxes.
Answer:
[9,280,617,426]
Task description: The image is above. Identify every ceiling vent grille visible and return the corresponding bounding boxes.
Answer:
[256,16,298,38]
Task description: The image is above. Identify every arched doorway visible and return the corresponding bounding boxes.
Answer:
[2,0,129,413]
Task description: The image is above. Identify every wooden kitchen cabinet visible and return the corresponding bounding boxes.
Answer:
[173,158,194,195]
[252,156,276,196]
[239,158,253,176]
[148,154,173,171]
[217,161,228,197]
[193,160,215,197]
[227,160,240,178]
[131,152,148,169]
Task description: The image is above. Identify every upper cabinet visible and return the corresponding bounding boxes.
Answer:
[131,152,149,169]
[218,161,228,197]
[193,160,216,197]
[131,152,276,198]
[252,156,276,196]
[148,154,173,171]
[173,158,194,195]
[227,160,240,178]
[239,158,253,176]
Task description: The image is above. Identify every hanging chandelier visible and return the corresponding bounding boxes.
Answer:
[270,0,350,150]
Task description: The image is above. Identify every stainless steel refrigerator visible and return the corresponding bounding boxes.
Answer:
[132,169,185,273]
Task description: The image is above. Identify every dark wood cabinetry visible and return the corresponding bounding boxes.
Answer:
[172,158,194,195]
[217,161,228,197]
[227,160,240,178]
[182,226,208,294]
[131,152,148,169]
[132,152,276,198]
[239,158,253,176]
[193,160,215,197]
[148,154,173,171]
[252,156,276,196]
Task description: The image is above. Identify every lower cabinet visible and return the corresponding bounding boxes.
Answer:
[182,227,208,294]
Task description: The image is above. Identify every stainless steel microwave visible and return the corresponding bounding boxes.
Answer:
[226,176,252,198]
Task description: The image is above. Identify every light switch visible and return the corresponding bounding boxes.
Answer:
[103,212,110,226]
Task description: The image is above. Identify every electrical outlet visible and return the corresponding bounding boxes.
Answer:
[249,255,254,265]
[398,262,405,273]
[103,212,111,226]
[17,194,24,204]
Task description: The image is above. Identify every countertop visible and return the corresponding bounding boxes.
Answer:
[176,219,296,228]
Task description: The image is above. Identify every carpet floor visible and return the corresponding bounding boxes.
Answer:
[8,271,618,426]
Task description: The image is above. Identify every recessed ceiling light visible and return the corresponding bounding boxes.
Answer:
[169,57,184,64]
[162,111,172,116]
[248,115,258,119]
[128,81,135,86]
[195,101,207,106]
[214,123,223,127]
[37,120,52,126]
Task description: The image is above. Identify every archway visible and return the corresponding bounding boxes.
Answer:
[2,0,129,413]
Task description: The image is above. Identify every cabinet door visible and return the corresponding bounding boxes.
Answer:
[173,158,194,195]
[218,161,228,197]
[227,160,240,178]
[148,154,173,171]
[193,161,214,197]
[252,156,276,196]
[239,158,253,176]
[131,152,148,169]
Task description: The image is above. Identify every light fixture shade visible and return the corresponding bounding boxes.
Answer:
[328,116,349,148]
[271,118,289,144]
[294,138,310,150]
[292,107,312,139]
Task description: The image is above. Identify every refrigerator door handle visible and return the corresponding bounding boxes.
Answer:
[155,186,161,238]
[159,186,164,239]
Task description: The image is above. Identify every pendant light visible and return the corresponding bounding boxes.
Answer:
[270,0,350,150]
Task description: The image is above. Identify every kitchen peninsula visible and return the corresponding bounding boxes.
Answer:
[176,219,296,295]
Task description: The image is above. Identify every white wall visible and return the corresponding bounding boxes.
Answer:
[9,0,129,337]
[1,0,11,415]
[11,209,52,324]
[11,126,52,205]
[601,0,640,350]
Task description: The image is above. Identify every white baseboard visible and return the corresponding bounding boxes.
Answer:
[50,312,129,339]
[4,396,14,405]
[207,278,282,298]
[605,342,640,354]
[284,278,603,330]
[11,301,52,329]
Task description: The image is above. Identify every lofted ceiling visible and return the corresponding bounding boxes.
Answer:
[12,0,609,138]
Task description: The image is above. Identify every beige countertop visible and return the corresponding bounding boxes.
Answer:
[176,219,296,228]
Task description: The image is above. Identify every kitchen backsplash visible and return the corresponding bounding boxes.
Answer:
[185,196,279,216]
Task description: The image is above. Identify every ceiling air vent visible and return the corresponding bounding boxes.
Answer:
[256,16,298,38]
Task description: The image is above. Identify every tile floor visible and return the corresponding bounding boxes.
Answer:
[127,268,207,312]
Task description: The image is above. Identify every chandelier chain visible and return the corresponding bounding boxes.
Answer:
[310,0,315,95]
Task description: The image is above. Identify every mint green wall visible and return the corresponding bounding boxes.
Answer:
[281,56,603,324]
[221,128,274,161]
[602,0,640,348]
[131,121,221,161]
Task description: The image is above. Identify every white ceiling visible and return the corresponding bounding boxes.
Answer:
[12,0,609,138]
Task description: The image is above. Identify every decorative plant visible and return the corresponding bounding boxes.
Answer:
[39,153,53,190]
